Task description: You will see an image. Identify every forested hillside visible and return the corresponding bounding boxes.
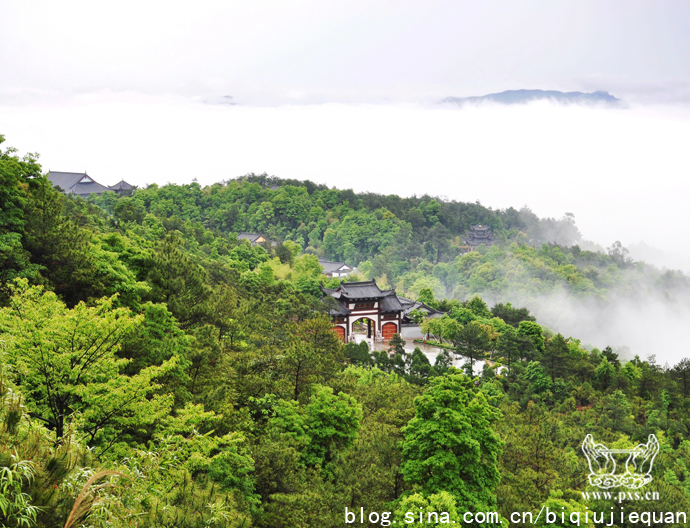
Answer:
[2,135,690,527]
[90,171,687,303]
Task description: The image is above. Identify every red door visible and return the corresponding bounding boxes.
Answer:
[382,323,397,341]
[334,326,346,341]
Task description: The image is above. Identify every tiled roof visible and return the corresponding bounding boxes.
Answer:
[323,280,411,315]
[464,223,497,247]
[338,280,384,299]
[380,291,404,312]
[237,232,264,242]
[397,296,443,315]
[48,171,84,190]
[318,258,353,274]
[398,296,416,309]
[72,181,110,195]
[48,171,110,196]
[321,286,341,299]
[329,300,351,316]
[109,180,134,191]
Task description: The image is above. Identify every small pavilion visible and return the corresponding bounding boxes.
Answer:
[462,224,497,250]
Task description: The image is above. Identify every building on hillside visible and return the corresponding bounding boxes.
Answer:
[398,296,444,324]
[461,224,497,251]
[108,180,136,195]
[322,280,404,342]
[318,258,355,279]
[48,171,134,197]
[48,171,110,196]
[236,232,275,246]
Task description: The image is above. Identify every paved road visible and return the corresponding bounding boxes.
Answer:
[351,328,488,375]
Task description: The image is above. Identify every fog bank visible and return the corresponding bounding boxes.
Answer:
[520,291,690,367]
[4,94,689,268]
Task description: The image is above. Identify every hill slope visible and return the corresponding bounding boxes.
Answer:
[3,135,690,527]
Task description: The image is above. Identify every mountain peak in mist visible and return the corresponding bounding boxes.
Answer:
[440,89,621,107]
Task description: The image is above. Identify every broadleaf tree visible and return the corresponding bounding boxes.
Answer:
[401,371,503,516]
[0,279,176,454]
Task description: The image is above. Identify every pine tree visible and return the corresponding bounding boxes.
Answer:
[147,233,211,327]
[22,178,98,306]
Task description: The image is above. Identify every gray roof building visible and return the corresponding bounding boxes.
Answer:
[397,296,444,322]
[48,171,110,196]
[322,279,406,341]
[462,224,497,250]
[318,258,354,278]
[335,281,386,300]
[109,180,135,194]
[323,280,405,315]
[380,290,404,312]
[48,171,134,197]
[237,232,272,246]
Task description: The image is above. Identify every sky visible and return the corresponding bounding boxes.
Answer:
[3,1,690,104]
[2,0,690,269]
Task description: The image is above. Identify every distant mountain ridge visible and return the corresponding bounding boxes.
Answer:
[441,89,620,106]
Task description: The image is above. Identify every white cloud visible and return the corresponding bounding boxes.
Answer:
[2,94,689,267]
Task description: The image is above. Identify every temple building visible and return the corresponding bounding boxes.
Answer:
[108,180,136,195]
[48,171,134,197]
[48,171,109,196]
[318,258,354,279]
[322,280,404,342]
[236,232,275,246]
[398,296,444,323]
[462,224,497,250]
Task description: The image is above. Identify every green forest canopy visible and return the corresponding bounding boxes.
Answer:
[2,135,690,527]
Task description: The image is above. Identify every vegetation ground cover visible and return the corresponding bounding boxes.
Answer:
[1,135,689,527]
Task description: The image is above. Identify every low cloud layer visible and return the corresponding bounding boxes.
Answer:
[4,94,689,267]
[509,289,690,367]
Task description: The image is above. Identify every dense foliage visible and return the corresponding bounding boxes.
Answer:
[1,136,690,527]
